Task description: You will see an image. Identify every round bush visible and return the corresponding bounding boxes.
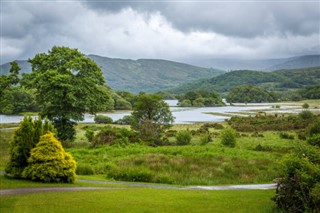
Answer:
[176,130,192,145]
[307,134,320,147]
[22,132,77,183]
[94,115,113,124]
[221,127,237,147]
[76,163,94,175]
[299,110,314,120]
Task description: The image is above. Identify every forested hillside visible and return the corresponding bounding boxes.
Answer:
[0,55,224,93]
[167,67,320,94]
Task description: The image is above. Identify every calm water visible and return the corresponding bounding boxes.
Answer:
[0,100,298,124]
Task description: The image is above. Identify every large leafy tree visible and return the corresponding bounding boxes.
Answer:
[25,46,110,141]
[131,93,174,145]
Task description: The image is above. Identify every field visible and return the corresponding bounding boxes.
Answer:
[1,108,318,212]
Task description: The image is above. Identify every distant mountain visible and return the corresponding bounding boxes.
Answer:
[267,55,320,71]
[166,67,320,94]
[0,60,32,75]
[87,55,224,93]
[0,55,224,93]
[186,55,320,71]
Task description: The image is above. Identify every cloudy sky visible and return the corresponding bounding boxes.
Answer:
[1,0,320,65]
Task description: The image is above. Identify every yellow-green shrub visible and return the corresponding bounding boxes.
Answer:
[5,116,56,178]
[22,132,76,183]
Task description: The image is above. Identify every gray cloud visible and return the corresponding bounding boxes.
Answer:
[83,1,320,38]
[1,0,319,65]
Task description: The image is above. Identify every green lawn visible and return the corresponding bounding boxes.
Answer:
[0,188,278,213]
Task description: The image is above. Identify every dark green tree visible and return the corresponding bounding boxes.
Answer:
[0,61,20,95]
[25,46,111,141]
[0,61,21,114]
[0,87,38,114]
[273,145,320,213]
[226,84,278,103]
[5,116,56,178]
[131,94,174,145]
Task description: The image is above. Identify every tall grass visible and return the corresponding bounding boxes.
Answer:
[0,129,14,170]
[68,130,297,185]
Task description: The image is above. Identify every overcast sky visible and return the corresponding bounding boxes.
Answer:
[1,0,320,65]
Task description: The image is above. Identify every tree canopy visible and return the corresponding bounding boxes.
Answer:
[131,93,174,145]
[177,90,225,107]
[226,84,278,103]
[25,46,111,141]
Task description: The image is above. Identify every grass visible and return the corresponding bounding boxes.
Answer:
[0,188,278,213]
[0,129,14,170]
[1,122,299,185]
[68,127,299,185]
[0,175,125,190]
[0,123,19,129]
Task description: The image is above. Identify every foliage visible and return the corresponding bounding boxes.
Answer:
[301,84,320,99]
[113,115,134,125]
[85,129,95,142]
[0,87,38,115]
[0,61,20,97]
[226,84,278,103]
[272,145,320,213]
[199,134,212,145]
[0,62,38,115]
[178,99,192,107]
[228,115,317,132]
[5,116,56,178]
[307,134,320,148]
[94,115,113,124]
[177,90,225,107]
[221,127,237,147]
[108,167,152,182]
[116,90,136,105]
[91,126,137,147]
[298,110,314,120]
[176,130,192,145]
[25,46,110,141]
[22,132,77,183]
[52,118,76,142]
[279,132,295,140]
[308,120,320,136]
[302,103,310,109]
[76,163,94,175]
[167,67,320,95]
[131,93,174,145]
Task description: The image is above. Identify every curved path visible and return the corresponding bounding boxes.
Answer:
[0,180,276,196]
[1,171,276,196]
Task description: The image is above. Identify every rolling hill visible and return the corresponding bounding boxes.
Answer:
[166,67,320,94]
[187,55,320,71]
[0,55,224,93]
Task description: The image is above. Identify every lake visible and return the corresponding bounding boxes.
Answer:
[0,100,301,124]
